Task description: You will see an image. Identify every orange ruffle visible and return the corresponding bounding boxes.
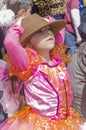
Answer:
[4,44,72,80]
[7,105,83,130]
[4,48,43,81]
[51,44,72,64]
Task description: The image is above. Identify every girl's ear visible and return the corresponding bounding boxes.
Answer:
[15,16,24,26]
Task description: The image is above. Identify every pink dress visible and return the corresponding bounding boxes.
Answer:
[0,25,83,130]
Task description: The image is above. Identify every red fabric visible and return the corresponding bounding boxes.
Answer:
[64,0,80,34]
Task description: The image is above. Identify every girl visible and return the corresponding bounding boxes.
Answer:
[0,14,83,130]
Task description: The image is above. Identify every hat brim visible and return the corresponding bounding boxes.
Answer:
[21,14,66,47]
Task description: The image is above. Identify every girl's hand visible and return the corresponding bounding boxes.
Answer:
[15,16,24,26]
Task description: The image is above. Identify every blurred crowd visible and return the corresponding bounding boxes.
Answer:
[0,0,86,130]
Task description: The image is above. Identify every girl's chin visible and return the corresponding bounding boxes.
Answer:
[48,44,55,49]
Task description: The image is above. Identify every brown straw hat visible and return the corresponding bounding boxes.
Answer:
[21,13,66,47]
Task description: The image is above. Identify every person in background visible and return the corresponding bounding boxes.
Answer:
[67,14,86,125]
[6,0,33,18]
[0,13,83,130]
[64,0,82,55]
[0,8,15,59]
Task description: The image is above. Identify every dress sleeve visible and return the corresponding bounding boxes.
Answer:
[4,25,29,71]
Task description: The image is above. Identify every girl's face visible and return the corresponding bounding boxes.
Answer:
[29,26,55,52]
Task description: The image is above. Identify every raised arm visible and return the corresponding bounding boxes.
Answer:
[4,25,29,71]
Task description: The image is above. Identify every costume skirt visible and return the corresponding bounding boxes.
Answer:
[0,105,83,130]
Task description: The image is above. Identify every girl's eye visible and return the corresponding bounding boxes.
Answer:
[36,30,42,33]
[36,28,44,33]
[45,26,51,31]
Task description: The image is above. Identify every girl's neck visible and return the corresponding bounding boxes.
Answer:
[39,50,51,62]
[40,52,56,66]
[38,50,57,66]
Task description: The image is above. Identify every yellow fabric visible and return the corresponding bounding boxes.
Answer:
[83,0,86,6]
